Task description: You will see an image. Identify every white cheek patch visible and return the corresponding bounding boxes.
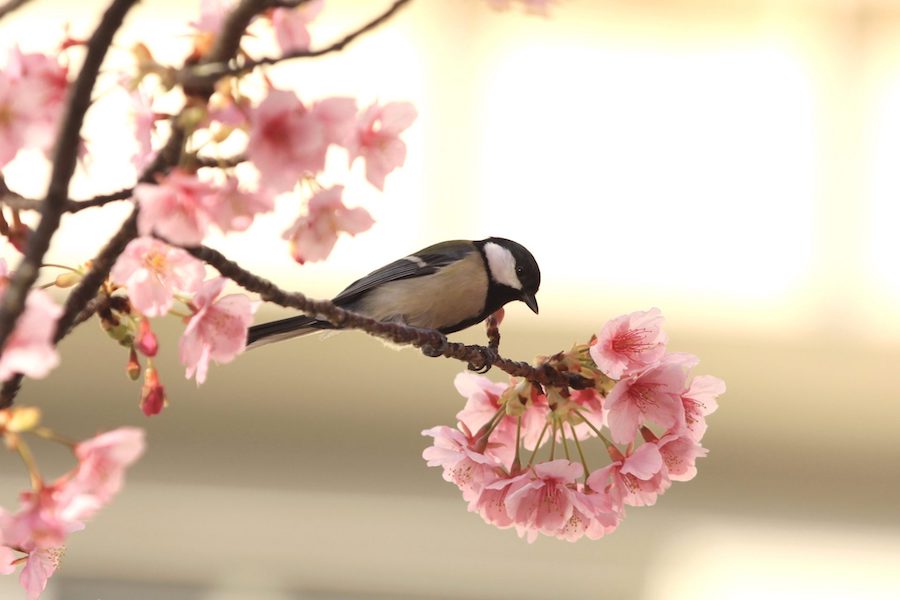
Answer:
[484,242,523,290]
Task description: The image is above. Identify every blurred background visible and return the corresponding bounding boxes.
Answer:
[2,0,900,598]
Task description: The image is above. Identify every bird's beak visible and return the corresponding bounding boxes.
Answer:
[521,292,539,314]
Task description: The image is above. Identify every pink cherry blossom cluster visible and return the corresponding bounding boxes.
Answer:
[0,407,144,599]
[122,1,418,264]
[107,237,259,413]
[422,308,725,542]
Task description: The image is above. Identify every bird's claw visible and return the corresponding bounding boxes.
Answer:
[420,335,449,358]
[467,346,497,374]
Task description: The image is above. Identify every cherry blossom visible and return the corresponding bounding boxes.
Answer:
[247,90,357,193]
[179,278,258,384]
[503,460,583,540]
[605,360,688,444]
[589,307,668,379]
[681,374,726,441]
[422,425,502,502]
[271,0,323,53]
[588,443,670,509]
[4,48,69,158]
[110,237,205,318]
[18,547,59,600]
[655,431,708,482]
[208,175,275,233]
[128,86,157,171]
[560,488,621,542]
[71,427,145,506]
[190,0,237,57]
[135,170,220,245]
[0,72,29,169]
[0,260,62,382]
[0,426,144,598]
[0,485,84,552]
[347,101,417,190]
[282,186,374,264]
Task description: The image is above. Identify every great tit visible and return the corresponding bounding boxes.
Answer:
[246,237,541,349]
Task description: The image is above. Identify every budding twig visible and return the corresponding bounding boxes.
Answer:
[180,0,412,90]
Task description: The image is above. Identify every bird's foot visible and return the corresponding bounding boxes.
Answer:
[467,346,498,374]
[420,334,449,358]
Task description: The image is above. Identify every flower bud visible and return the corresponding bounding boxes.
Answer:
[140,367,167,416]
[126,348,141,380]
[134,318,158,357]
[54,272,82,288]
[0,406,41,433]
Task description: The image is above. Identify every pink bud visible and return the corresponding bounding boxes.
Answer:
[126,347,141,380]
[135,318,158,357]
[140,367,166,416]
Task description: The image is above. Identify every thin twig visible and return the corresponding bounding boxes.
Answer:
[0,0,31,21]
[183,243,595,391]
[0,187,134,213]
[0,0,141,374]
[181,0,412,89]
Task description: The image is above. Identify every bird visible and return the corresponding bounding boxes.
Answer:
[246,237,541,349]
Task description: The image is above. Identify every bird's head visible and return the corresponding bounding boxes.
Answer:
[480,237,541,314]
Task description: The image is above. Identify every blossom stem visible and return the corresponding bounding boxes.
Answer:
[40,263,79,273]
[560,419,571,461]
[14,438,43,489]
[572,408,614,447]
[570,422,590,478]
[526,421,550,469]
[473,406,506,453]
[511,416,522,473]
[549,419,557,461]
[29,426,77,448]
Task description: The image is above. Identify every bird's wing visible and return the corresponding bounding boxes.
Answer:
[332,243,474,306]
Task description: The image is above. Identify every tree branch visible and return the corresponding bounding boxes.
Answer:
[0,185,134,213]
[0,0,140,366]
[183,243,594,391]
[180,0,412,90]
[0,0,32,21]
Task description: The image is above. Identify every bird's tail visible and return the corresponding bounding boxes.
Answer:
[245,315,336,350]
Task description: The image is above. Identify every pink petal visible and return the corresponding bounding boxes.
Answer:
[20,548,59,600]
[621,443,663,480]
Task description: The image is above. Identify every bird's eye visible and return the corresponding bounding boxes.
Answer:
[515,265,525,275]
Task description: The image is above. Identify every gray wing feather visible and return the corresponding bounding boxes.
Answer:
[332,242,474,306]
